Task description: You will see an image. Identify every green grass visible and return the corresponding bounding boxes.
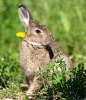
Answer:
[0,0,86,99]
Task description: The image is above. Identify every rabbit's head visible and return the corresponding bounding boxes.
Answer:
[18,4,54,46]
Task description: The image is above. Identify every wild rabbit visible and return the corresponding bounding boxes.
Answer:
[18,4,73,98]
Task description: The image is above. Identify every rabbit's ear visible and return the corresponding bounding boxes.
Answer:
[18,4,33,29]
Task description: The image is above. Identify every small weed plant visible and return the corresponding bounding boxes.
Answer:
[34,53,86,100]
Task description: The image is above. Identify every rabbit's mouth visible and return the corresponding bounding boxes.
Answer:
[42,41,53,46]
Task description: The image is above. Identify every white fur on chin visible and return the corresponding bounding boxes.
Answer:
[28,41,42,46]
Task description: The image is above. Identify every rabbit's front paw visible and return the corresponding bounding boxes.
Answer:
[26,90,33,99]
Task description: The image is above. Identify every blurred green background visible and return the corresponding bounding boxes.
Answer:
[0,0,86,98]
[0,0,86,64]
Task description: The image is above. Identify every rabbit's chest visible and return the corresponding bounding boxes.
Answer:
[19,42,51,69]
[28,46,51,68]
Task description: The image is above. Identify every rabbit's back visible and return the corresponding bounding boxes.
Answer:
[49,42,73,70]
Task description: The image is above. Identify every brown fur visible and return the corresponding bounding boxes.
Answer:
[18,4,73,98]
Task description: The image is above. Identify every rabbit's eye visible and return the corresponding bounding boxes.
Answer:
[35,29,41,34]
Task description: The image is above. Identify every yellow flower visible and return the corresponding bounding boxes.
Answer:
[16,32,25,38]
